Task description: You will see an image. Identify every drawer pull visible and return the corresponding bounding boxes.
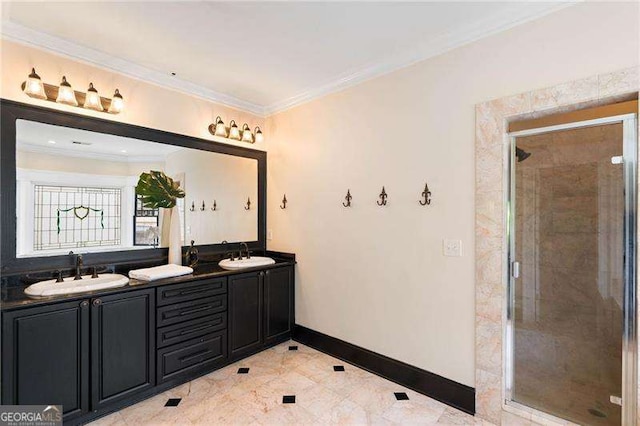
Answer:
[179,349,213,363]
[179,322,218,336]
[179,305,213,316]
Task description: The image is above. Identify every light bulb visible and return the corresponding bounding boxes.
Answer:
[23,68,47,100]
[55,76,78,106]
[228,120,240,140]
[213,116,227,137]
[254,127,264,143]
[241,123,253,143]
[107,89,124,114]
[83,83,103,111]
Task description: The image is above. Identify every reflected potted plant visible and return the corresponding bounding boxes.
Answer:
[136,171,185,265]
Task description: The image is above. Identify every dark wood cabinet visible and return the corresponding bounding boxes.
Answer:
[264,267,294,345]
[90,289,155,410]
[229,266,294,359]
[2,261,295,425]
[2,299,90,421]
[228,272,263,359]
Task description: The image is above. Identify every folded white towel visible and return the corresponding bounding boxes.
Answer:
[129,264,194,282]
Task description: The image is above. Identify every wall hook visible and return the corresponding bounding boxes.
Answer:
[245,197,251,210]
[377,186,388,206]
[189,201,195,212]
[211,200,217,211]
[280,194,288,209]
[343,189,352,207]
[200,201,206,211]
[419,183,432,206]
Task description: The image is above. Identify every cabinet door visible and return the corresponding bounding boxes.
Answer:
[1,300,90,421]
[91,288,155,410]
[228,272,263,359]
[264,266,294,345]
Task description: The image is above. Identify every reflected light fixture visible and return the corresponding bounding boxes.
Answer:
[55,76,78,106]
[228,120,241,140]
[23,68,46,99]
[254,127,264,144]
[83,83,103,111]
[241,123,254,143]
[108,89,124,114]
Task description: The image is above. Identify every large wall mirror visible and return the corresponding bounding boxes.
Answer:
[1,100,266,274]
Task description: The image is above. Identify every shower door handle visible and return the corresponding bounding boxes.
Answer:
[511,261,520,279]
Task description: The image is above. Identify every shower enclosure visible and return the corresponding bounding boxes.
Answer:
[506,107,637,425]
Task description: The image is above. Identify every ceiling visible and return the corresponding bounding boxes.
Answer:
[2,1,574,116]
[17,119,181,162]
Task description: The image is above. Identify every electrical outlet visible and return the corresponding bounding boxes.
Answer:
[443,239,462,257]
[267,229,273,240]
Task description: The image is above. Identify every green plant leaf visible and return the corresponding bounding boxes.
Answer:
[135,171,185,209]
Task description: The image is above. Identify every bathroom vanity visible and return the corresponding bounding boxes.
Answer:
[0,99,288,425]
[1,255,295,424]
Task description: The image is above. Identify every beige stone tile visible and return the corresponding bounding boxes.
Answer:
[530,76,599,112]
[295,383,345,419]
[88,412,128,426]
[436,407,487,425]
[475,369,502,425]
[381,399,444,425]
[316,397,370,424]
[598,67,639,98]
[476,143,505,194]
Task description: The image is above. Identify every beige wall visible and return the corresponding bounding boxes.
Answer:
[265,2,639,387]
[0,39,266,151]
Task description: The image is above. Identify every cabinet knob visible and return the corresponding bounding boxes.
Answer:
[80,300,89,308]
[92,299,102,306]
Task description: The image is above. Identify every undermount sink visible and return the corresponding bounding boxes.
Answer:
[25,274,129,297]
[218,256,276,271]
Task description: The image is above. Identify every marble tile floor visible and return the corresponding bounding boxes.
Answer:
[89,341,530,425]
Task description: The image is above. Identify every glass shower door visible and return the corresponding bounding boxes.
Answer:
[510,122,625,425]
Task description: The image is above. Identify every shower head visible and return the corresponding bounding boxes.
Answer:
[516,147,531,162]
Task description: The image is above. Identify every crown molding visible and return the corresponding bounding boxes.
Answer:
[263,2,579,115]
[2,2,577,118]
[1,20,268,117]
[18,143,166,163]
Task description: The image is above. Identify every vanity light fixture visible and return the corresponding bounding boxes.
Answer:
[209,116,228,137]
[84,83,103,111]
[56,76,78,106]
[21,68,124,114]
[207,118,262,144]
[108,89,124,114]
[254,127,264,144]
[228,120,241,140]
[23,68,47,99]
[241,123,254,143]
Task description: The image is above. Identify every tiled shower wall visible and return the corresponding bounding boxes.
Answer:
[474,66,639,425]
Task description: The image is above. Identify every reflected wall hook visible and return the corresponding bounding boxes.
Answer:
[377,187,388,206]
[189,201,195,212]
[245,197,251,210]
[200,201,206,211]
[211,200,217,211]
[419,183,432,206]
[280,194,287,209]
[343,190,352,207]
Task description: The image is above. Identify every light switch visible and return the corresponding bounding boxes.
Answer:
[443,239,462,257]
[267,229,273,240]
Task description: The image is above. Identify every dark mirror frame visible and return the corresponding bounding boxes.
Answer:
[1,99,267,275]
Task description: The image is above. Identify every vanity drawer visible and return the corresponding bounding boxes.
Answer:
[157,295,226,327]
[157,313,227,348]
[157,331,227,383]
[157,278,227,307]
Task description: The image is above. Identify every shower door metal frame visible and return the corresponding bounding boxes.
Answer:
[505,113,638,425]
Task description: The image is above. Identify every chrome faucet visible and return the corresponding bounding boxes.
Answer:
[240,242,250,259]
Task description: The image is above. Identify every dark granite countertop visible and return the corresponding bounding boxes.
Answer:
[2,254,295,311]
